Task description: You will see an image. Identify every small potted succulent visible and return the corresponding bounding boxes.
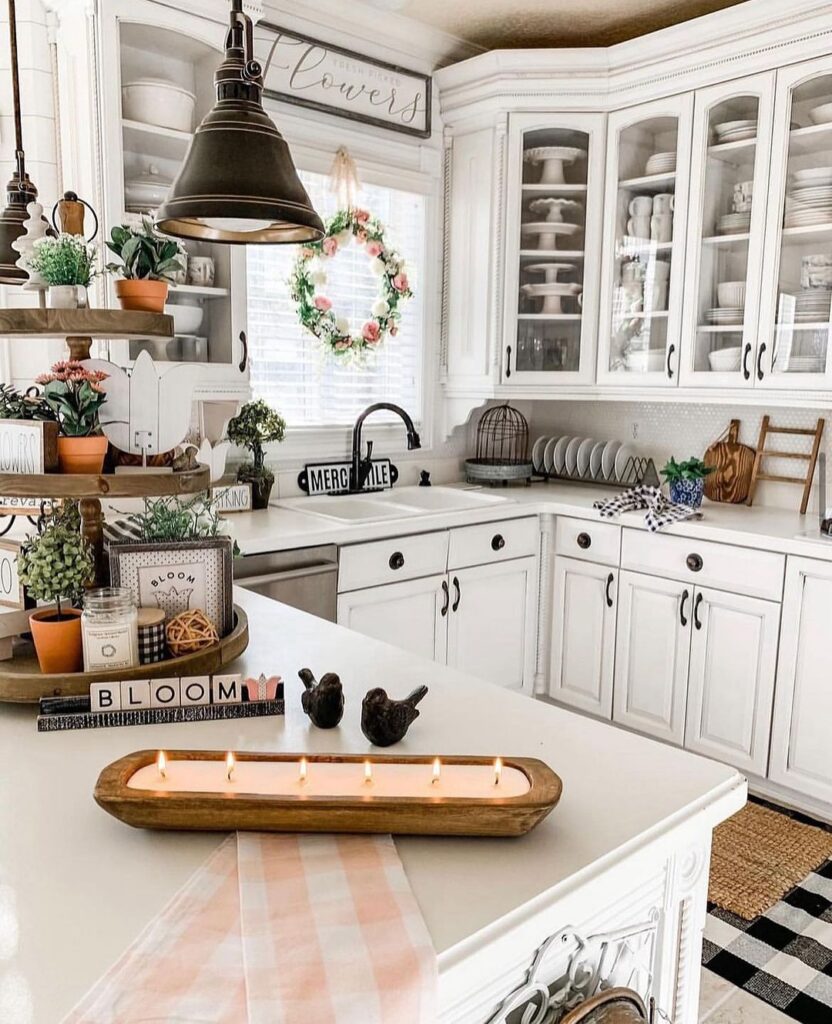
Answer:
[226,399,286,509]
[35,360,109,473]
[18,504,94,674]
[106,217,185,313]
[660,456,714,509]
[25,233,97,309]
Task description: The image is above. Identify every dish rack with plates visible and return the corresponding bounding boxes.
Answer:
[530,434,660,489]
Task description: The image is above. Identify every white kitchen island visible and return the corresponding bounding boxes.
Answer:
[0,588,745,1024]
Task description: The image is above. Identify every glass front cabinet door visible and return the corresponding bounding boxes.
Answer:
[680,74,775,387]
[502,112,606,386]
[758,56,832,389]
[597,94,694,386]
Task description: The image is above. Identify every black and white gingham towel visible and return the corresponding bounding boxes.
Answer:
[593,485,703,532]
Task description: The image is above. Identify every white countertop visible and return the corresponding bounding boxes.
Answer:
[0,588,744,1023]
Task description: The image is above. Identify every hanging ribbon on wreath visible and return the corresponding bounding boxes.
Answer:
[290,147,413,360]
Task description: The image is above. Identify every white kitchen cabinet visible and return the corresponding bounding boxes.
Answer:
[446,557,538,691]
[613,570,691,744]
[685,586,779,775]
[549,556,617,718]
[336,574,448,664]
[769,557,832,804]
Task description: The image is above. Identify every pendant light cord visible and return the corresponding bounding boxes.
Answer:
[7,0,25,183]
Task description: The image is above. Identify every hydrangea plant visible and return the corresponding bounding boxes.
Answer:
[18,504,94,617]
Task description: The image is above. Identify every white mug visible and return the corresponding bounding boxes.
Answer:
[652,193,674,215]
[627,216,651,239]
[644,280,668,311]
[188,256,215,288]
[629,195,653,217]
[650,213,673,243]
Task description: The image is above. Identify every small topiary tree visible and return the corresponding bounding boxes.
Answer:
[18,504,94,619]
[226,399,286,508]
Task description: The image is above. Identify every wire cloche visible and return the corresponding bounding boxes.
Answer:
[465,404,533,486]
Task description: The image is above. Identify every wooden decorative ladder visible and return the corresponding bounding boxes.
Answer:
[746,416,825,514]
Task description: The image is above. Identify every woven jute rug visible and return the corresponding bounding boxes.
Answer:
[708,801,832,920]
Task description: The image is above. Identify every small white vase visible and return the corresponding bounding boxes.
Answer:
[48,285,79,309]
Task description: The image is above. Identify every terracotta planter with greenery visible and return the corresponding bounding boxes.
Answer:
[36,361,109,473]
[114,278,169,313]
[108,218,184,314]
[28,607,83,674]
[57,434,108,474]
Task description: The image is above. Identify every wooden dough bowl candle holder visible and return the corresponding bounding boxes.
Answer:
[95,750,564,838]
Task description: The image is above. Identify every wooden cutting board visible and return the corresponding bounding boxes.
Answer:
[703,420,756,503]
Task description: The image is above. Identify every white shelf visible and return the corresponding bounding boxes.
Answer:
[519,249,584,258]
[169,283,229,299]
[788,121,832,157]
[521,183,587,193]
[122,118,193,162]
[517,313,582,320]
[775,321,832,330]
[618,171,676,191]
[781,222,832,242]
[615,310,669,319]
[616,239,673,254]
[702,232,750,245]
[697,324,745,332]
[707,137,757,163]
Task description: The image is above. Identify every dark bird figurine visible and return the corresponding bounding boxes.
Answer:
[361,685,429,747]
[298,668,345,728]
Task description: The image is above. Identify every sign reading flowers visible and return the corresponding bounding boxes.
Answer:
[290,207,412,359]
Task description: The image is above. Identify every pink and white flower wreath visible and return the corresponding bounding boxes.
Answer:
[290,207,413,359]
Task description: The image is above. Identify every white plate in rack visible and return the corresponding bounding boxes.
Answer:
[542,436,559,475]
[552,436,571,475]
[564,436,582,476]
[601,440,622,481]
[532,436,549,474]
[589,441,606,481]
[614,444,636,483]
[576,438,595,477]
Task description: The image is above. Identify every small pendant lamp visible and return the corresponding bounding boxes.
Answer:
[155,0,323,245]
[0,0,41,284]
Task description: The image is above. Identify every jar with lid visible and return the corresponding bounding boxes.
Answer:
[81,587,139,672]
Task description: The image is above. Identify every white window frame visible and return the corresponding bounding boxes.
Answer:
[251,100,443,467]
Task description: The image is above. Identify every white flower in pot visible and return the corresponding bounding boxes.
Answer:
[25,233,96,309]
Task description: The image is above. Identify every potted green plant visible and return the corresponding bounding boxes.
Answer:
[25,233,97,309]
[0,383,56,421]
[18,505,94,673]
[105,217,185,313]
[660,456,714,509]
[226,399,286,509]
[35,361,109,473]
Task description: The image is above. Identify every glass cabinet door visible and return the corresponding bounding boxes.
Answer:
[680,74,775,387]
[503,112,606,386]
[598,95,694,386]
[759,58,832,389]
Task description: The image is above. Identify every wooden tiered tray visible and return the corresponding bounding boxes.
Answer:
[0,466,209,499]
[0,308,173,338]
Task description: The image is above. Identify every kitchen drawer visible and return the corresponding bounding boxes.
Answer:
[555,516,620,565]
[338,531,449,592]
[448,517,538,570]
[620,529,785,602]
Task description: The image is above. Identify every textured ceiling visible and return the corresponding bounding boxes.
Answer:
[382,0,749,48]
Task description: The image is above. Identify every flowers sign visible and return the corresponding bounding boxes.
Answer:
[290,207,413,360]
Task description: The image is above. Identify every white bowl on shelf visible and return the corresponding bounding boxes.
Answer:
[808,103,832,126]
[624,349,665,373]
[708,346,742,372]
[164,301,204,336]
[124,166,172,212]
[717,281,746,308]
[122,79,196,133]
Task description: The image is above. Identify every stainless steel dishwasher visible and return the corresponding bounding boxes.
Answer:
[233,545,338,621]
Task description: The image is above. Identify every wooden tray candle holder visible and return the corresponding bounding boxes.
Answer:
[95,751,564,838]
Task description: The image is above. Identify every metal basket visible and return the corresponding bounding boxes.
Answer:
[466,404,533,486]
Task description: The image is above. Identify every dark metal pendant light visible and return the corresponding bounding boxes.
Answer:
[155,0,324,245]
[0,0,40,284]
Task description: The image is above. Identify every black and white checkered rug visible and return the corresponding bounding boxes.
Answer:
[703,803,832,1023]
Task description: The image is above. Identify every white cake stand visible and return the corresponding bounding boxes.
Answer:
[524,262,576,284]
[520,221,580,251]
[523,146,586,185]
[529,197,583,223]
[521,281,582,315]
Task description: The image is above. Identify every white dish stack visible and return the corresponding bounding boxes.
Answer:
[531,435,652,486]
[785,167,832,228]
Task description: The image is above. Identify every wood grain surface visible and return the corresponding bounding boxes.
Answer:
[703,420,755,504]
[0,308,173,340]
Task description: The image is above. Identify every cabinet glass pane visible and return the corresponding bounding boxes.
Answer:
[692,96,760,375]
[772,74,832,377]
[516,127,588,374]
[607,116,678,375]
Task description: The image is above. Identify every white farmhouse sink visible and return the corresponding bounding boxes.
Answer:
[374,485,512,512]
[276,486,513,523]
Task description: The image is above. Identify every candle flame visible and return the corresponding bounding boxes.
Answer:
[494,757,503,786]
[299,757,308,784]
[431,758,441,785]
[156,750,167,780]
[225,751,235,782]
[364,760,373,784]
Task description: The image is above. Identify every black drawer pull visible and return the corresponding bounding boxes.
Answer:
[686,553,703,572]
[666,343,675,379]
[742,342,751,381]
[577,532,592,549]
[694,592,704,630]
[680,588,689,626]
[389,551,405,570]
[605,572,614,608]
[452,576,461,612]
[505,346,512,379]
[491,534,505,551]
[757,342,766,381]
[441,579,449,616]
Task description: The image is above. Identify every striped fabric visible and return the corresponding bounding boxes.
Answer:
[62,833,436,1024]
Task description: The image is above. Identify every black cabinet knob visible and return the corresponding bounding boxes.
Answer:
[686,553,703,572]
[389,551,405,570]
[577,532,592,549]
[491,534,505,551]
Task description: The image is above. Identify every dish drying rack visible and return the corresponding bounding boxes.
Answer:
[533,455,660,490]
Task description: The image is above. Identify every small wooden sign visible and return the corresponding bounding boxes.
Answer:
[0,420,58,474]
[212,482,252,513]
[0,541,24,608]
[0,495,50,516]
[298,458,398,496]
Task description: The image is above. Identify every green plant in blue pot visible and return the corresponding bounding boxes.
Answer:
[660,457,714,509]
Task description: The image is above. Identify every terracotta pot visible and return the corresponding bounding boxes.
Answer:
[29,608,83,674]
[114,278,169,313]
[57,435,108,474]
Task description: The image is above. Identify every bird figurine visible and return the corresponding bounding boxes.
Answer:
[298,668,344,728]
[361,685,429,747]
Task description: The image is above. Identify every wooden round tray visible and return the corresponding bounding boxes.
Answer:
[0,605,249,704]
[0,466,209,499]
[0,307,173,340]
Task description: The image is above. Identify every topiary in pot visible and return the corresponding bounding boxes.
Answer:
[106,217,185,313]
[226,399,286,509]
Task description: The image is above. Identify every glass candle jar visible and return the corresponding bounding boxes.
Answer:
[81,587,139,672]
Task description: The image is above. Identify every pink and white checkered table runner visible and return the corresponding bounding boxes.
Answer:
[62,833,436,1023]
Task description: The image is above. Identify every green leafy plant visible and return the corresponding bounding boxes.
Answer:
[118,495,232,543]
[660,456,715,484]
[18,504,94,617]
[226,399,286,484]
[105,217,185,282]
[35,360,109,437]
[26,233,97,287]
[0,383,56,422]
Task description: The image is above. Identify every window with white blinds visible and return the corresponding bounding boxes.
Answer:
[246,170,426,428]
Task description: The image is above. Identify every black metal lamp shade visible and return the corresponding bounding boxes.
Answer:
[155,0,323,245]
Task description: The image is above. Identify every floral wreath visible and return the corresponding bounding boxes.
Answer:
[290,207,412,359]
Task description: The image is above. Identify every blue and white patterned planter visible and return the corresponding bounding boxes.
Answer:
[669,478,705,509]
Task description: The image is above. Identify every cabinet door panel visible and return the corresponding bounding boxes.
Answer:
[613,571,691,744]
[685,586,779,775]
[549,556,616,718]
[337,575,447,665]
[770,558,832,802]
[447,557,537,693]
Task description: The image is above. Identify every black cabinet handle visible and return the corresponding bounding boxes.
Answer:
[686,553,703,572]
[666,343,675,379]
[680,588,689,627]
[605,572,614,608]
[452,576,460,612]
[757,342,766,381]
[577,532,592,549]
[505,346,512,379]
[441,579,449,617]
[389,551,405,570]
[491,533,505,551]
[694,592,704,630]
[238,330,248,373]
[742,342,751,381]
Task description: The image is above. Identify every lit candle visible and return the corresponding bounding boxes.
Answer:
[431,758,441,786]
[225,751,235,782]
[364,760,373,785]
[494,757,503,787]
[298,757,308,784]
[156,750,167,780]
